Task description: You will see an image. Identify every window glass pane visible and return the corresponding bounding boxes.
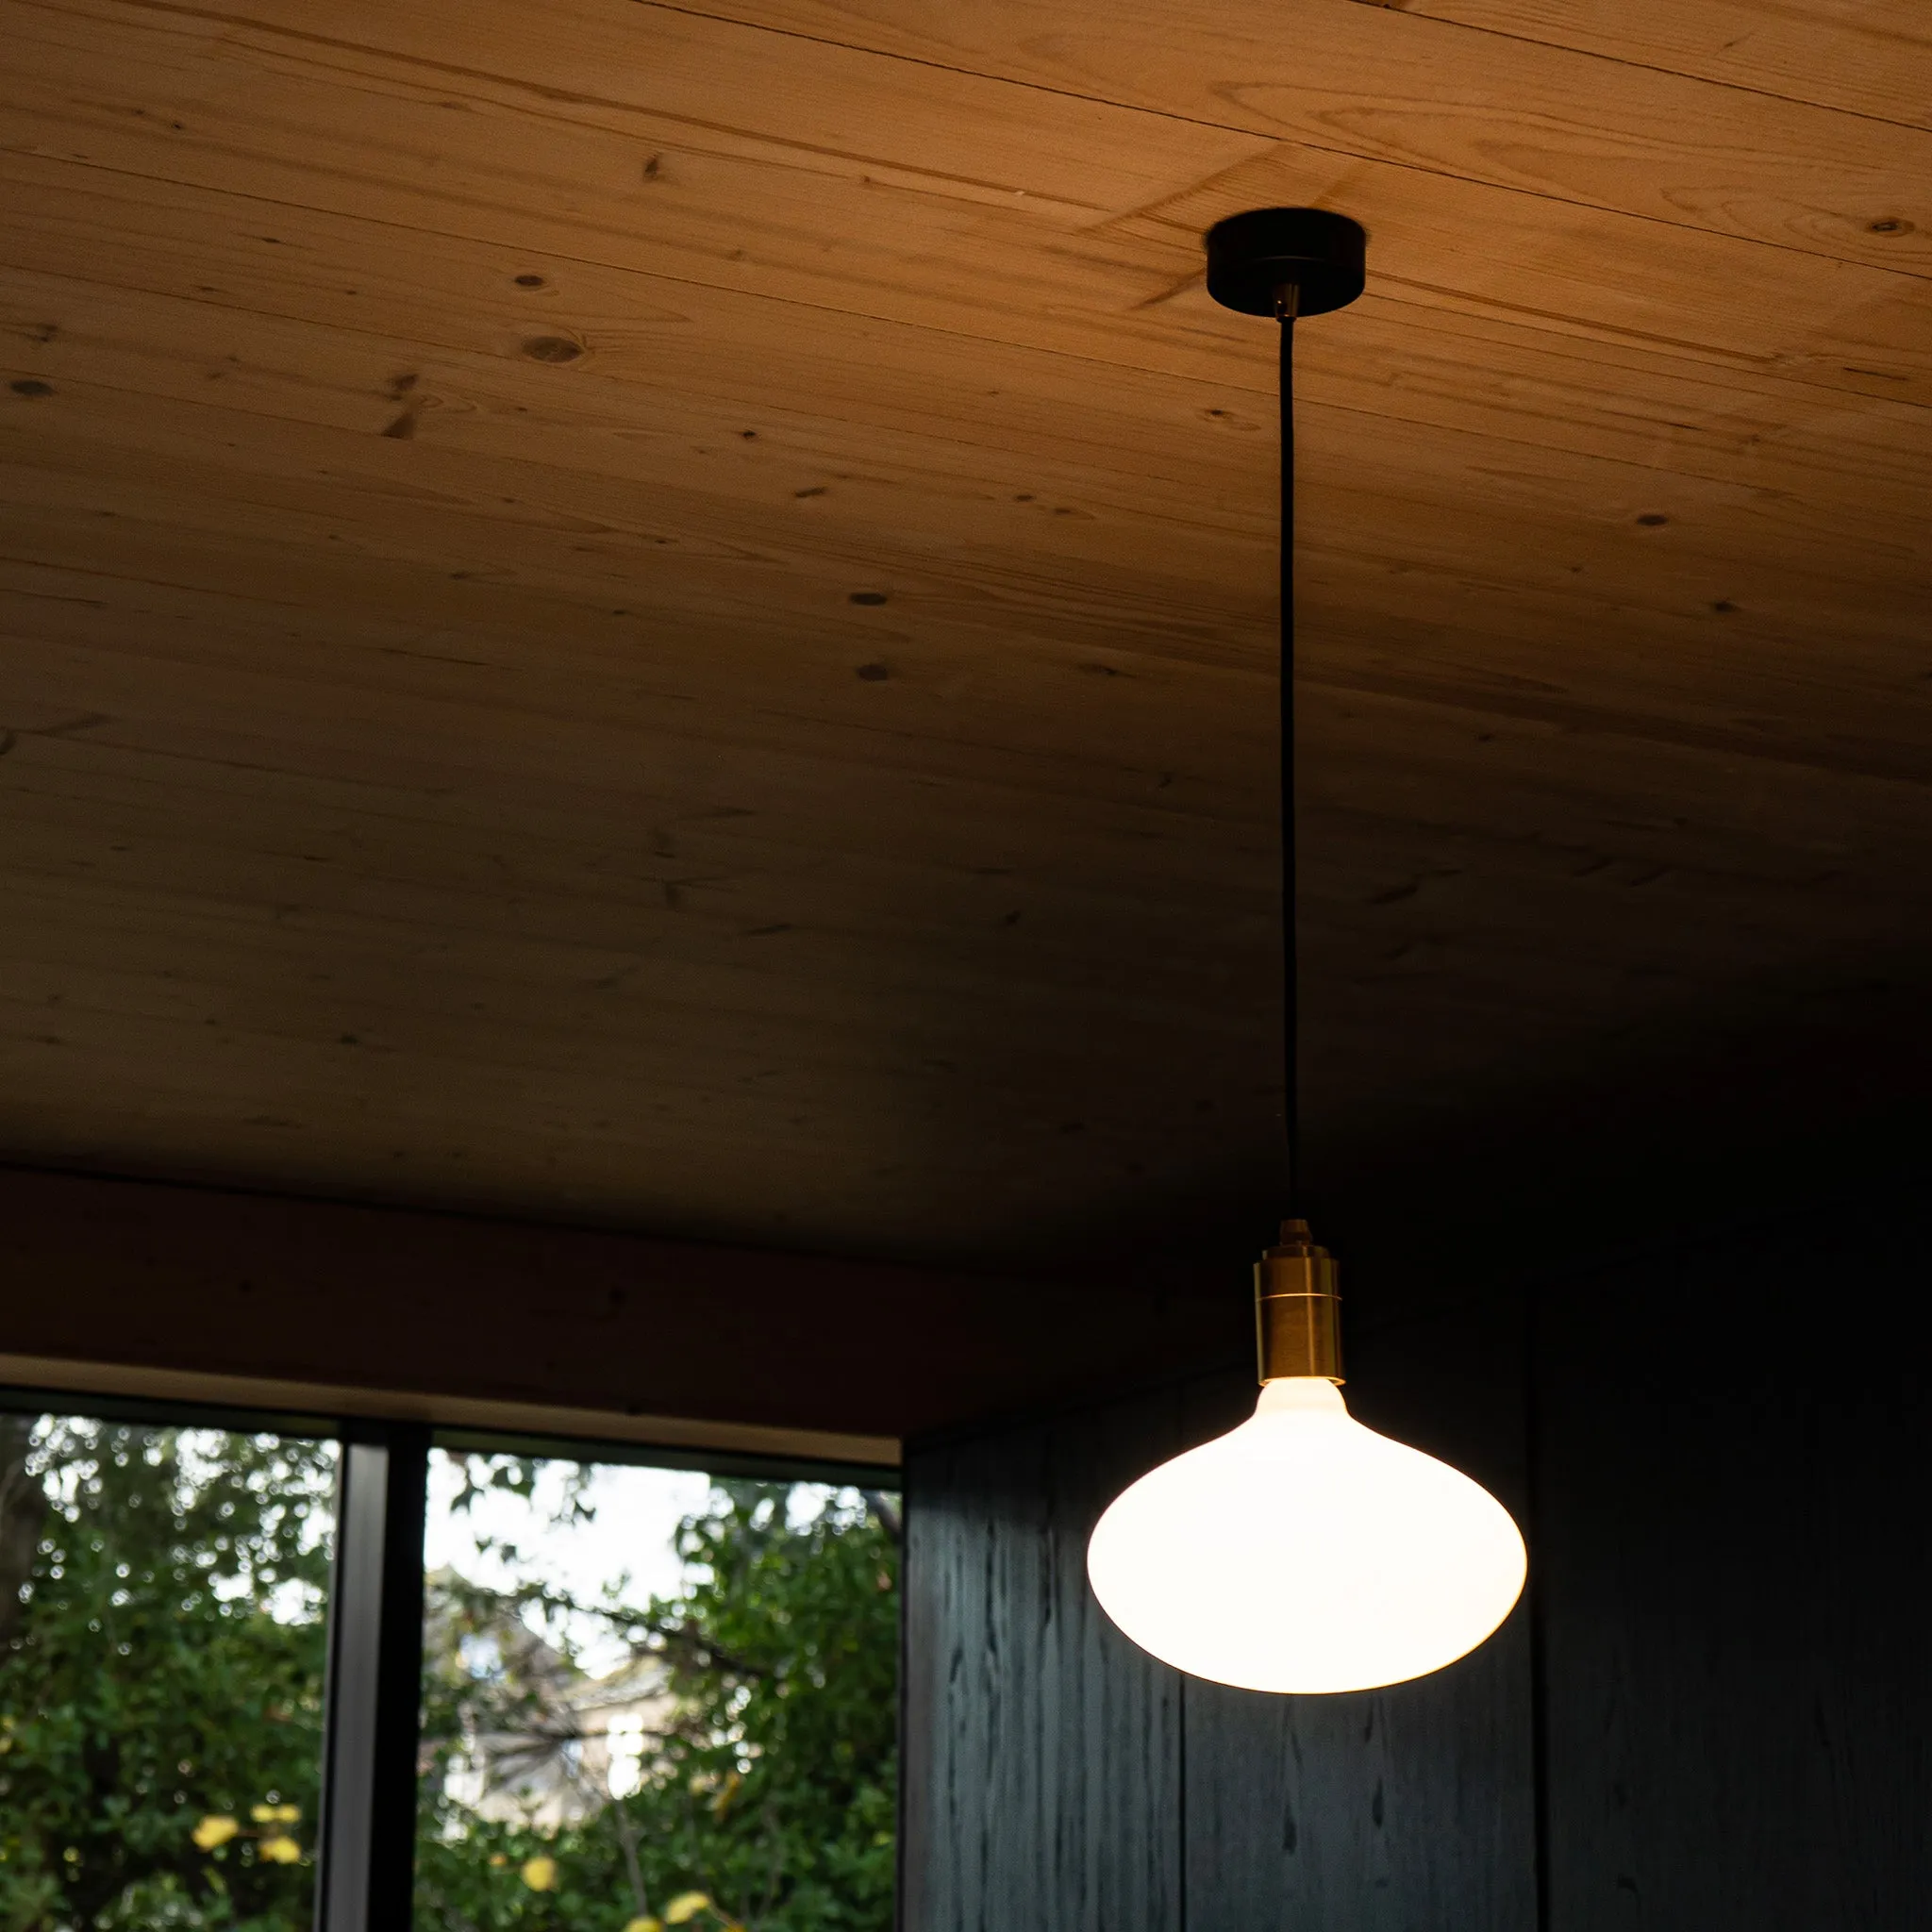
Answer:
[0,1409,339,1929]
[417,1450,900,1932]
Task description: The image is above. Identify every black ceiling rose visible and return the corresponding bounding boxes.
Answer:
[1205,207,1368,318]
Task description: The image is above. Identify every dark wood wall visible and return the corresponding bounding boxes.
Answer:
[902,1190,1928,1929]
[1536,1196,1932,1930]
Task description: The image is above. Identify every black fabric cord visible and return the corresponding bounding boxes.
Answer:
[1277,298,1300,1213]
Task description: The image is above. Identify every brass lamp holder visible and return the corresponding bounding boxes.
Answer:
[1255,1219,1342,1382]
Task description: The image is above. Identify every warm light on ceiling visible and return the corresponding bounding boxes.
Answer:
[1088,1378,1525,1694]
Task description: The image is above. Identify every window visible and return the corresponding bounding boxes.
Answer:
[415,1449,901,1932]
[0,1404,340,1929]
[0,1396,899,1932]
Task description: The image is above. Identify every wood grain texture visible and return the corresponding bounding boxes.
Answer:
[666,0,1932,274]
[8,0,1931,402]
[904,1296,1540,1930]
[0,0,1928,1288]
[902,1387,1193,1932]
[1183,1296,1537,1930]
[1372,0,1932,132]
[1184,1638,1534,1932]
[1535,1194,1932,1930]
[905,1188,1932,1928]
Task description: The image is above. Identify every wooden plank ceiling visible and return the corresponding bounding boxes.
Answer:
[2,0,1928,1290]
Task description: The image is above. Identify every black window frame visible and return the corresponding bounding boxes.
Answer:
[0,1384,898,1932]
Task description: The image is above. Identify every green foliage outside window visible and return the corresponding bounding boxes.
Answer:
[415,1476,899,1932]
[0,1415,334,1932]
[0,1418,898,1932]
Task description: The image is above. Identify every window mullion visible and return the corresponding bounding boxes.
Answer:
[316,1426,429,1932]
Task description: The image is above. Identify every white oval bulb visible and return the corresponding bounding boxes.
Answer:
[1087,1379,1526,1693]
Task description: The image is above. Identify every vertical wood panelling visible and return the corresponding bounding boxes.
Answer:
[902,1385,1195,1932]
[1182,1631,1535,1932]
[905,1291,1539,1930]
[1537,1199,1932,1930]
[1183,1295,1538,1930]
[904,1190,1926,1930]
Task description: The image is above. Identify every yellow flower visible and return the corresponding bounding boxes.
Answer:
[663,1894,711,1925]
[273,1803,301,1824]
[521,1856,558,1892]
[192,1816,239,1851]
[258,1836,302,1865]
[250,1805,275,1824]
[624,1919,663,1932]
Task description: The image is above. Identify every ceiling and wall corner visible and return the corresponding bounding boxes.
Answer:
[2,0,1927,1418]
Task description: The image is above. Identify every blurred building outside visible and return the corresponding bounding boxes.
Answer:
[427,1567,678,1830]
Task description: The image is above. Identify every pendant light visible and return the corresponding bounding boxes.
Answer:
[1085,209,1526,1696]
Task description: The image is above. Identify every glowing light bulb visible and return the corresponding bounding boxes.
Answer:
[1087,1377,1525,1693]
